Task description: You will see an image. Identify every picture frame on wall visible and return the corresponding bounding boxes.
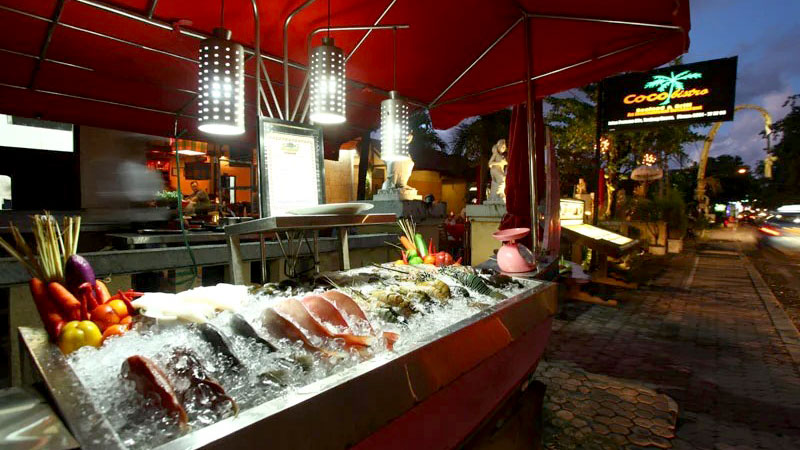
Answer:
[258,118,326,217]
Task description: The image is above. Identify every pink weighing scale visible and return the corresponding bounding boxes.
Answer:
[492,228,537,273]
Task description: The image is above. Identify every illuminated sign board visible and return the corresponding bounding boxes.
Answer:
[259,119,326,216]
[600,57,737,131]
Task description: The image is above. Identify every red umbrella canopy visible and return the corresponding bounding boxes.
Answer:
[0,0,690,145]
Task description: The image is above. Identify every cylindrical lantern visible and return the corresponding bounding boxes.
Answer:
[380,91,410,161]
[198,27,245,135]
[309,37,346,124]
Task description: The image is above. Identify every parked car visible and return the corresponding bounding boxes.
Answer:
[757,205,800,253]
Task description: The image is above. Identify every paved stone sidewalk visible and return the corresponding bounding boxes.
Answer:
[543,241,800,449]
[537,360,679,449]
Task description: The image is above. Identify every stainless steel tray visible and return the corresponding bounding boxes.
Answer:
[19,280,557,450]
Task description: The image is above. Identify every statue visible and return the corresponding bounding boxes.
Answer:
[615,189,627,217]
[382,159,415,191]
[486,139,508,203]
[634,183,647,198]
[764,155,777,179]
[574,178,588,197]
[375,156,421,201]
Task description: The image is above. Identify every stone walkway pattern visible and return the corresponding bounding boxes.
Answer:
[540,239,800,449]
[537,360,679,449]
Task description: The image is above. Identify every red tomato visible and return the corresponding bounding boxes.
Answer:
[90,304,121,331]
[434,252,454,266]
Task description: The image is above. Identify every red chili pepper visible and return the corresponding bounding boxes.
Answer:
[79,294,90,321]
[77,282,99,311]
[116,290,136,316]
[454,257,462,265]
[428,238,435,256]
[401,250,408,264]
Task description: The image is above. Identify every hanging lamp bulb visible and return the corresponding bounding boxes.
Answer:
[309,36,346,124]
[380,90,410,161]
[198,27,245,135]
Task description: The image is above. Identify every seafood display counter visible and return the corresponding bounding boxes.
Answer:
[18,265,556,450]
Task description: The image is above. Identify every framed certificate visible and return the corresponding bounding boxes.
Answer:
[258,118,325,217]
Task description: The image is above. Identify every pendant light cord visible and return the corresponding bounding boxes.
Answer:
[393,27,397,91]
[220,0,225,27]
[327,0,331,37]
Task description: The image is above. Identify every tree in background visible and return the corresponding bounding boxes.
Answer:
[703,154,756,204]
[760,94,800,207]
[546,83,704,217]
[546,86,598,196]
[410,110,448,154]
[450,110,512,200]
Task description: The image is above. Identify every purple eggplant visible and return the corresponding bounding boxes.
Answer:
[65,254,96,293]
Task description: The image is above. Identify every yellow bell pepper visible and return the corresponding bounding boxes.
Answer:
[58,320,102,354]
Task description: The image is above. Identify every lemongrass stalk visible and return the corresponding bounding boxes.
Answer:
[0,237,40,278]
[73,216,81,255]
[10,223,41,278]
[52,218,64,281]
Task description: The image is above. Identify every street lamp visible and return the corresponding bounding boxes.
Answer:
[737,167,747,174]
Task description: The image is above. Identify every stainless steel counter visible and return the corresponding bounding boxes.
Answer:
[18,279,557,450]
[108,232,229,248]
[0,233,397,286]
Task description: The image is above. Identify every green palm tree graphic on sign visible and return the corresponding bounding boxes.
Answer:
[643,70,703,106]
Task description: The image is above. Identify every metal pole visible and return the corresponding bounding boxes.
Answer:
[593,81,603,226]
[429,17,523,108]
[0,81,197,118]
[251,0,265,221]
[525,13,684,31]
[346,0,396,63]
[284,0,317,120]
[259,58,283,120]
[30,0,67,89]
[50,2,429,107]
[524,15,538,254]
[146,0,159,18]
[432,38,660,109]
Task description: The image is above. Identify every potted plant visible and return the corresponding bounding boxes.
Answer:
[623,197,666,255]
[660,189,687,253]
[155,190,180,208]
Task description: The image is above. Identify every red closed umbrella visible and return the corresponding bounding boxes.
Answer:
[499,104,532,248]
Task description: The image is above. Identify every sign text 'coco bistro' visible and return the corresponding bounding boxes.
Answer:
[600,57,737,131]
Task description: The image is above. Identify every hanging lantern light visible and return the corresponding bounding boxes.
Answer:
[198,26,245,135]
[380,91,410,161]
[309,37,346,124]
[380,28,410,162]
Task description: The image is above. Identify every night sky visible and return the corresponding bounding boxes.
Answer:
[684,0,800,168]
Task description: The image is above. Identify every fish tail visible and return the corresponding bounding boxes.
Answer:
[382,331,400,350]
[228,395,240,417]
[336,333,372,347]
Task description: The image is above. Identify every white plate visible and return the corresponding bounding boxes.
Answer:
[287,202,374,216]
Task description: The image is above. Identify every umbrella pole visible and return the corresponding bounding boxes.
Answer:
[524,14,538,255]
[593,80,603,226]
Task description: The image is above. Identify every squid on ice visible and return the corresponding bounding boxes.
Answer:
[167,348,239,422]
[122,355,189,430]
[131,284,248,323]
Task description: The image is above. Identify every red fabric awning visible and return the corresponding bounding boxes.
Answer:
[0,0,690,147]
